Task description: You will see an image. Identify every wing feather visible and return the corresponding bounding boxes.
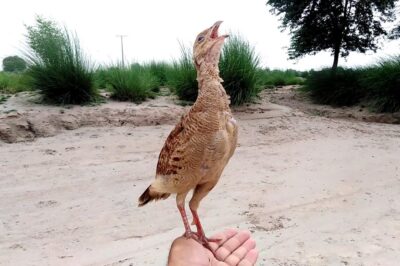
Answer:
[156,117,188,176]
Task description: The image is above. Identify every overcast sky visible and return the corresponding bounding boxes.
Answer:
[1,0,399,70]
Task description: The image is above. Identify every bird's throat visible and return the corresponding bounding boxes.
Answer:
[196,63,222,88]
[195,64,230,110]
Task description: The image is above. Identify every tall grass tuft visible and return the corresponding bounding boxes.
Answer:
[362,56,400,112]
[304,67,365,106]
[93,66,111,90]
[219,34,261,105]
[24,16,96,104]
[107,65,157,103]
[166,45,198,102]
[142,61,172,90]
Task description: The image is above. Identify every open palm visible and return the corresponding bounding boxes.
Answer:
[168,229,258,266]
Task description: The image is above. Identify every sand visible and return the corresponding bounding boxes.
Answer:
[0,89,399,265]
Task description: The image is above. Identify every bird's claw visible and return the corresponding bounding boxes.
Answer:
[183,231,220,246]
[182,230,221,259]
[194,232,222,254]
[194,232,221,243]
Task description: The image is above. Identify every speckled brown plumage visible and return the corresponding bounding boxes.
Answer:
[138,21,238,249]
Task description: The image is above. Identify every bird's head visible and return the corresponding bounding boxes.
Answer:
[193,21,229,70]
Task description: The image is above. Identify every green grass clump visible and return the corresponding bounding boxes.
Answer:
[220,34,261,105]
[142,61,172,90]
[304,67,365,106]
[25,16,96,104]
[259,69,305,87]
[166,45,198,102]
[0,72,31,93]
[93,67,111,90]
[303,56,400,112]
[361,56,400,112]
[107,65,157,103]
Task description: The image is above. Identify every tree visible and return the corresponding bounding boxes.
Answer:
[2,56,27,72]
[267,0,399,70]
[391,24,400,39]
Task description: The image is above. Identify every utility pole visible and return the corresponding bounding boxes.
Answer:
[116,35,127,67]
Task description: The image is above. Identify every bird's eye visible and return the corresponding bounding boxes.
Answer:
[197,36,205,42]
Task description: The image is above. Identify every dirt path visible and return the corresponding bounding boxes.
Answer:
[0,90,399,265]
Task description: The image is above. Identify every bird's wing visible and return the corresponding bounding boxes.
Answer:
[156,112,219,177]
[156,117,187,176]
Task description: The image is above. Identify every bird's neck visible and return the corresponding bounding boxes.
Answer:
[196,63,222,85]
[193,63,230,111]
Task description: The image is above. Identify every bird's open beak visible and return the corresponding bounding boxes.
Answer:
[210,21,229,39]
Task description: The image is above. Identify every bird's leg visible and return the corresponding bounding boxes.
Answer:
[176,192,197,240]
[189,182,221,250]
[177,204,195,239]
[190,208,221,243]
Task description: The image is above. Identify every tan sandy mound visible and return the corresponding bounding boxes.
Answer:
[0,92,187,143]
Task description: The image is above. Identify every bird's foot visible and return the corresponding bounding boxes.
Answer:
[183,231,220,250]
[194,232,221,243]
[183,230,200,241]
[193,231,222,255]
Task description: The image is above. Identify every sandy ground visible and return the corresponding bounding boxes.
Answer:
[0,89,399,265]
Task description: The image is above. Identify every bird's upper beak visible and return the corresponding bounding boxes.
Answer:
[210,21,229,40]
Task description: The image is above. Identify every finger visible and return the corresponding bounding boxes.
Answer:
[211,258,230,266]
[224,238,256,265]
[215,230,251,261]
[209,228,238,251]
[238,248,259,266]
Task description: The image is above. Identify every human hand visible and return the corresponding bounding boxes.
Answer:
[168,228,258,266]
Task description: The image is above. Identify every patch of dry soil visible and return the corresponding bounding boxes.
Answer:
[0,89,399,265]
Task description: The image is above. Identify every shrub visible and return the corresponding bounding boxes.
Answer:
[304,67,364,106]
[24,16,96,104]
[362,56,400,112]
[129,63,162,93]
[142,61,172,89]
[2,56,27,72]
[166,45,198,102]
[220,34,261,105]
[259,69,305,87]
[0,73,10,91]
[93,67,111,90]
[107,65,157,103]
[0,72,31,93]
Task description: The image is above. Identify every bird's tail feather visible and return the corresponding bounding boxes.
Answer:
[138,185,170,207]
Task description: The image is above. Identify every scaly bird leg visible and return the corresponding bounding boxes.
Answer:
[176,192,198,240]
[177,204,195,239]
[190,208,221,243]
[188,182,221,253]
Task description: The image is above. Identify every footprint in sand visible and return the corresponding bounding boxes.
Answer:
[42,149,56,155]
[9,244,25,251]
[95,145,105,149]
[36,200,59,208]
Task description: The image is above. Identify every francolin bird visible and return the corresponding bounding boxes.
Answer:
[138,21,238,250]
